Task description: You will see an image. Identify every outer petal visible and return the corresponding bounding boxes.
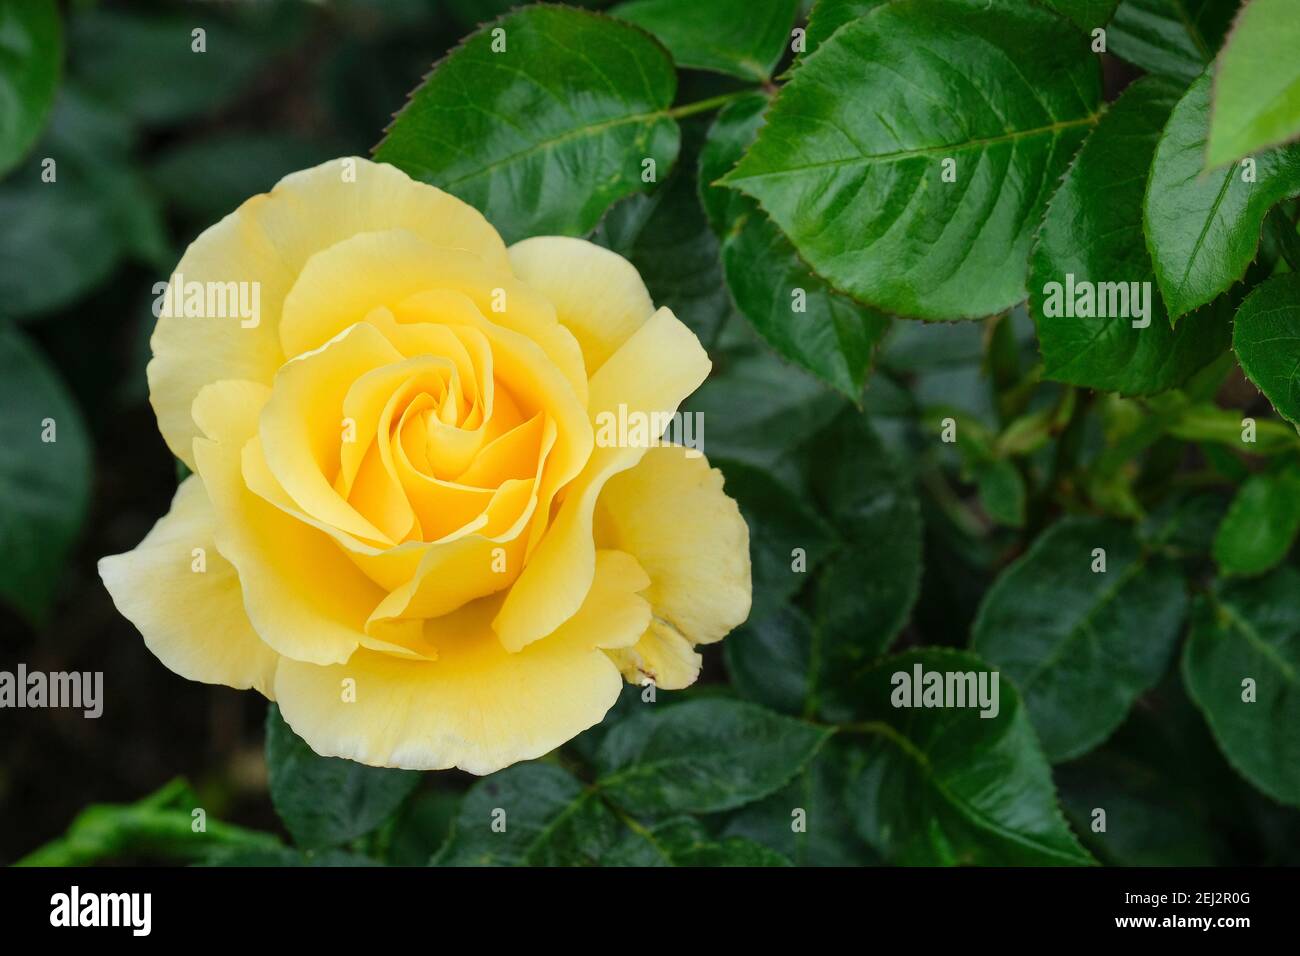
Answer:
[595,445,752,689]
[606,619,703,690]
[273,552,649,773]
[191,379,405,666]
[508,236,654,373]
[493,307,711,652]
[99,475,278,697]
[150,157,509,467]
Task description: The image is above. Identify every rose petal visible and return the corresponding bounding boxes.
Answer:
[99,475,279,697]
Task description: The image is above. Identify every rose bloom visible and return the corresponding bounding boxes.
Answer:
[100,158,751,774]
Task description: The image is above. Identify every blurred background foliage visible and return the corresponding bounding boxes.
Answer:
[2,0,1299,866]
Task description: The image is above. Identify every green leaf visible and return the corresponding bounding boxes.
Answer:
[374,5,680,244]
[682,343,847,479]
[724,212,889,396]
[699,91,888,394]
[1212,466,1300,576]
[847,648,1094,865]
[719,461,837,623]
[0,323,90,624]
[1145,70,1300,321]
[1207,0,1300,167]
[0,0,61,177]
[385,789,460,866]
[1108,0,1237,83]
[972,517,1187,763]
[1040,0,1121,30]
[722,742,880,865]
[803,0,889,58]
[595,699,832,816]
[1140,489,1231,557]
[612,0,798,80]
[1031,76,1230,395]
[723,0,1101,320]
[1184,569,1300,806]
[602,815,791,866]
[1055,699,1228,866]
[725,417,926,722]
[265,704,420,850]
[698,91,767,235]
[1233,273,1300,426]
[434,763,620,866]
[974,457,1027,528]
[592,155,734,344]
[726,604,817,716]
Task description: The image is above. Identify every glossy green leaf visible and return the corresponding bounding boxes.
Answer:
[1184,569,1300,806]
[699,90,888,394]
[0,323,90,624]
[848,648,1094,865]
[724,212,889,397]
[602,815,791,866]
[1031,76,1230,394]
[1041,0,1121,31]
[1145,71,1300,321]
[1207,0,1300,167]
[434,763,619,866]
[595,699,832,816]
[1108,0,1237,82]
[1233,273,1300,426]
[0,0,61,177]
[612,0,798,80]
[723,0,1102,320]
[1213,467,1300,576]
[803,0,889,57]
[374,5,680,244]
[265,705,420,850]
[972,517,1187,763]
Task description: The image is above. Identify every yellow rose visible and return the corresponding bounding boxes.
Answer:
[99,157,751,774]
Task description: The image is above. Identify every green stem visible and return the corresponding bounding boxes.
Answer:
[667,89,757,120]
[15,778,282,867]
